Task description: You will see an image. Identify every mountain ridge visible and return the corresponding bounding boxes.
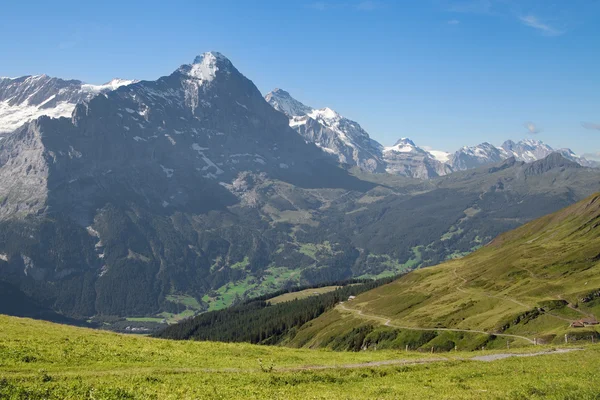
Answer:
[265,89,597,178]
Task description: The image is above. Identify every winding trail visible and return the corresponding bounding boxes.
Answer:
[452,268,574,323]
[337,303,535,344]
[281,348,583,371]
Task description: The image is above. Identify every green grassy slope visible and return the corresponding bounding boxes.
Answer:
[289,193,600,350]
[2,315,600,399]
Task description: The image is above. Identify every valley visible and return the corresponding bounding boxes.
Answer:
[284,193,600,351]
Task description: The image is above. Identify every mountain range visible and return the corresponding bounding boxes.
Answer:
[0,52,599,325]
[0,74,135,134]
[265,89,598,178]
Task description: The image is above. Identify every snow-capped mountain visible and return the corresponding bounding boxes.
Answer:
[265,89,386,173]
[450,139,597,171]
[383,138,452,179]
[0,51,372,317]
[265,88,597,178]
[449,142,508,171]
[264,88,312,118]
[0,75,136,133]
[0,52,365,220]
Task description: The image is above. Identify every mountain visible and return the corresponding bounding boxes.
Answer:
[264,88,312,118]
[382,138,452,179]
[287,192,600,350]
[1,53,599,326]
[0,75,135,134]
[0,52,373,319]
[265,90,596,179]
[265,88,385,173]
[265,89,453,178]
[450,139,597,172]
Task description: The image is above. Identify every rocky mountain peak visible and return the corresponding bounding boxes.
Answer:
[265,88,312,117]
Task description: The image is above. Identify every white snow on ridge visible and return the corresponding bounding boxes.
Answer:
[384,144,414,153]
[81,79,136,93]
[0,100,76,133]
[188,52,223,82]
[289,117,307,127]
[0,76,135,133]
[427,150,451,163]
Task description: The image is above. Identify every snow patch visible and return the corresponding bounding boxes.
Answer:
[165,134,176,145]
[81,79,136,93]
[428,150,451,162]
[191,144,223,174]
[160,165,174,178]
[0,100,76,133]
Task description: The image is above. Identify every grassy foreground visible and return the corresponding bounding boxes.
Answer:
[1,315,600,399]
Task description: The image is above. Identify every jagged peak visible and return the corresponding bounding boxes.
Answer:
[384,138,419,153]
[184,52,233,82]
[265,88,313,117]
[192,51,230,65]
[393,137,416,147]
[311,107,339,120]
[266,88,291,97]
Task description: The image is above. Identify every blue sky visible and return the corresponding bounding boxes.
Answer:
[1,0,599,157]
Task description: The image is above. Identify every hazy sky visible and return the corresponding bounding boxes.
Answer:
[2,0,599,157]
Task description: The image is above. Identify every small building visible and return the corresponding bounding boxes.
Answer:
[570,318,598,328]
[348,296,356,301]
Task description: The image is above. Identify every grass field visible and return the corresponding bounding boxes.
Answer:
[2,315,600,399]
[268,286,341,304]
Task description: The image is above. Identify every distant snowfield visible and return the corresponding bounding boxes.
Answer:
[427,150,451,163]
[0,100,76,133]
[0,77,136,134]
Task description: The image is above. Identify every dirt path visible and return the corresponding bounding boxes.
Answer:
[337,303,536,344]
[282,348,583,371]
[470,348,582,362]
[452,269,574,323]
[453,268,530,309]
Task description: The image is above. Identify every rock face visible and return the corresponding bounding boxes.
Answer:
[266,89,386,173]
[0,75,135,134]
[382,138,452,179]
[265,89,455,177]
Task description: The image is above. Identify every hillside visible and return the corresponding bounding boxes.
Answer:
[2,315,600,399]
[288,193,600,350]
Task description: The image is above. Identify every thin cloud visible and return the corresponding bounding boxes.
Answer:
[524,121,541,135]
[582,122,600,131]
[519,15,564,36]
[447,19,460,24]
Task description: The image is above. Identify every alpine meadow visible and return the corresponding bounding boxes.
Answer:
[1,1,600,399]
